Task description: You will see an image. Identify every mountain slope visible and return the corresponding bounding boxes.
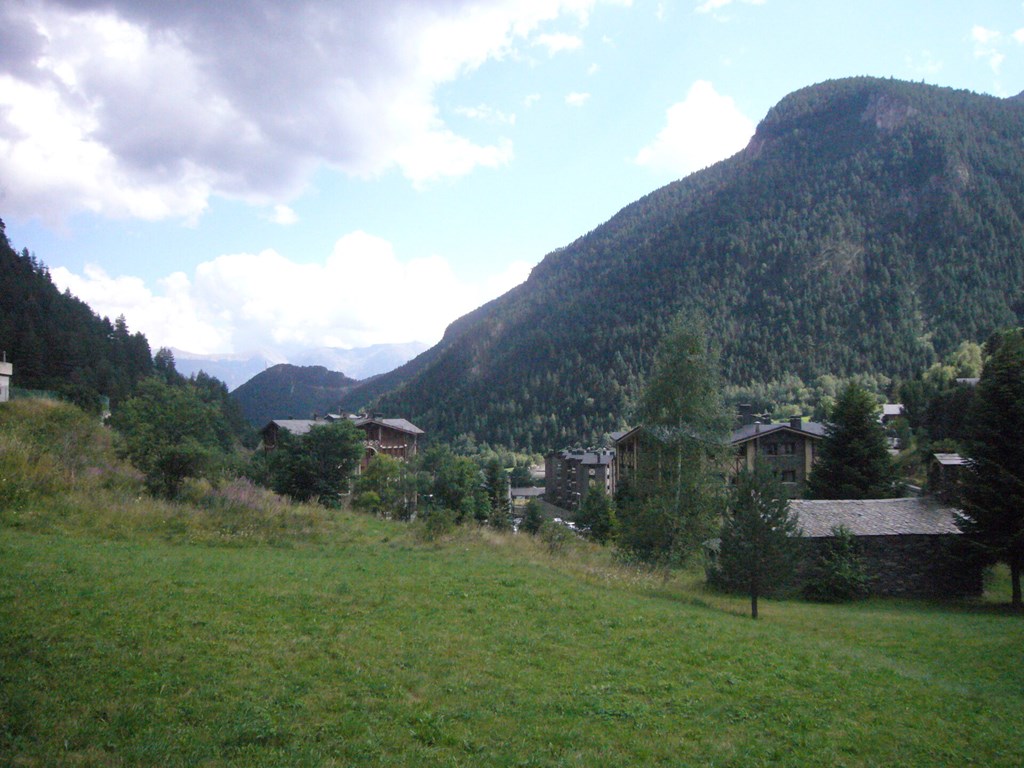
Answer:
[232,364,360,426]
[348,78,1024,451]
[0,220,154,408]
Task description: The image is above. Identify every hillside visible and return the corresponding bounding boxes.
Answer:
[2,396,1021,765]
[232,363,361,426]
[0,219,153,409]
[347,78,1024,450]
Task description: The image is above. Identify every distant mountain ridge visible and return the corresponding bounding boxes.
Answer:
[174,341,427,391]
[231,364,361,427]
[338,77,1024,451]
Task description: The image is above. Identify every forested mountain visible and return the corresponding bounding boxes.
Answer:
[232,364,360,426]
[344,78,1024,451]
[0,219,153,409]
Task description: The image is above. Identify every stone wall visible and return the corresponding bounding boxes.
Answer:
[795,534,984,599]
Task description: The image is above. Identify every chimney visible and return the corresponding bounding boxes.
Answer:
[754,421,761,434]
[738,403,754,426]
[790,416,802,431]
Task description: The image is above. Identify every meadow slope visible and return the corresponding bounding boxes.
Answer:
[1,509,1021,768]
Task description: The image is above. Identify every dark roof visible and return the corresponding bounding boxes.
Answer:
[789,497,962,537]
[731,421,826,445]
[556,449,615,466]
[353,417,425,435]
[262,419,319,436]
[611,426,643,444]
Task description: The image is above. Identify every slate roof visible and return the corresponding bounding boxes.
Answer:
[265,419,318,436]
[789,497,962,537]
[352,417,425,435]
[730,420,826,444]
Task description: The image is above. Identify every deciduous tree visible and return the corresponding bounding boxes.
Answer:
[616,314,730,564]
[575,486,616,544]
[268,420,364,506]
[110,377,222,498]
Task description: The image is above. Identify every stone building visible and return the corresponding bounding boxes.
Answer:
[789,497,983,598]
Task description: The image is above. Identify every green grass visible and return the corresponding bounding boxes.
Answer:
[2,510,1022,767]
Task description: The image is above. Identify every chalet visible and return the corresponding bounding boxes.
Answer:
[260,413,424,472]
[351,415,424,470]
[545,448,615,511]
[789,497,983,598]
[730,417,826,497]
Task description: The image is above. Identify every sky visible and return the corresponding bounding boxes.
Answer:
[2,0,1022,359]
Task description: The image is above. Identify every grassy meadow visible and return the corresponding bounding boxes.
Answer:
[1,401,1023,766]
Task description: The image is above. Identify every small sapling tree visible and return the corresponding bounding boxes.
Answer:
[715,461,801,619]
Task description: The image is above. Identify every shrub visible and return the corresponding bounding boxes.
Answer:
[540,520,572,554]
[521,499,545,535]
[803,525,870,602]
[416,506,457,542]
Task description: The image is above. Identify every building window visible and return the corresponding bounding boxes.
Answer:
[783,442,796,455]
[781,470,797,483]
[765,443,779,456]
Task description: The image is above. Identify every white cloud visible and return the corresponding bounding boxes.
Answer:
[634,80,754,177]
[455,104,517,125]
[534,33,584,55]
[972,25,1007,73]
[971,25,1001,45]
[268,205,299,226]
[1014,28,1024,44]
[50,232,533,354]
[695,0,764,16]
[565,91,591,107]
[50,264,232,353]
[0,0,619,223]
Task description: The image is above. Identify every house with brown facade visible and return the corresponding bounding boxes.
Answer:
[730,417,826,497]
[260,413,424,472]
[351,415,424,470]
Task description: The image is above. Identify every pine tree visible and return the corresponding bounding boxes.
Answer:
[958,329,1024,609]
[805,382,902,499]
[716,461,801,618]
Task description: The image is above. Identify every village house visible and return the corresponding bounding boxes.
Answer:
[730,416,826,497]
[610,410,826,501]
[788,497,983,598]
[260,413,424,472]
[0,355,11,403]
